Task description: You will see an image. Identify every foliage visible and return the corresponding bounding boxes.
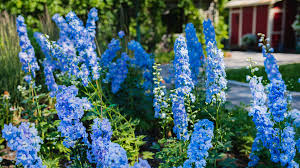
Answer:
[0,12,22,103]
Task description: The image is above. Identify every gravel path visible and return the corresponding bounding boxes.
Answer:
[224,51,300,69]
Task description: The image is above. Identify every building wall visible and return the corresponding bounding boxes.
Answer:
[255,5,269,35]
[242,7,253,36]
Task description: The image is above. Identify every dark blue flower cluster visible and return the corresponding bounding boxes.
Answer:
[185,23,205,83]
[172,36,194,141]
[16,15,40,83]
[55,85,91,148]
[88,118,113,167]
[128,40,154,91]
[183,119,214,168]
[104,52,130,93]
[2,123,45,168]
[101,38,121,68]
[204,42,227,104]
[203,19,217,47]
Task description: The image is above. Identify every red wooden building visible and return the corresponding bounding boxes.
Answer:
[226,0,297,51]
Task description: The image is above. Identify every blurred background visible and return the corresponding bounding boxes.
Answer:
[0,0,299,102]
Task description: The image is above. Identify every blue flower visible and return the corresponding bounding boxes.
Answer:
[2,123,45,168]
[104,142,129,168]
[101,38,121,68]
[185,23,205,83]
[132,158,151,168]
[183,119,214,168]
[203,19,217,47]
[104,52,130,93]
[118,31,125,38]
[88,118,113,167]
[204,42,227,104]
[16,15,40,83]
[55,85,91,148]
[171,36,194,141]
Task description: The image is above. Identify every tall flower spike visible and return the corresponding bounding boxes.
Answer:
[203,19,217,47]
[55,85,91,148]
[172,36,193,141]
[185,23,205,84]
[16,15,40,83]
[204,42,227,104]
[183,119,214,168]
[2,123,46,168]
[248,76,274,167]
[88,118,113,167]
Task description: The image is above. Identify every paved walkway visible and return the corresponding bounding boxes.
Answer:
[160,64,300,109]
[224,51,300,69]
[227,81,300,109]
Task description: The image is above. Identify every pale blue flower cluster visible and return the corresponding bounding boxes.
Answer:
[104,52,130,93]
[16,15,40,83]
[128,40,154,91]
[172,36,194,141]
[203,19,217,47]
[248,76,274,166]
[289,109,300,127]
[88,118,113,167]
[36,8,100,88]
[105,142,129,168]
[185,23,205,83]
[2,123,45,168]
[183,119,214,168]
[118,31,125,39]
[204,42,227,104]
[132,158,151,168]
[55,85,91,148]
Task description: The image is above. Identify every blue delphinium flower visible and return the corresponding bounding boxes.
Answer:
[101,38,121,68]
[88,118,113,167]
[132,158,151,168]
[204,42,227,104]
[2,123,45,168]
[86,8,98,39]
[248,76,274,166]
[171,36,194,141]
[183,119,214,168]
[65,10,100,81]
[55,85,91,148]
[34,33,58,97]
[104,142,129,168]
[16,15,40,83]
[118,31,125,39]
[104,52,130,94]
[128,40,154,91]
[185,23,205,84]
[203,19,217,47]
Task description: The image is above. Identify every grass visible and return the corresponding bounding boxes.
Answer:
[0,12,22,102]
[226,63,300,92]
